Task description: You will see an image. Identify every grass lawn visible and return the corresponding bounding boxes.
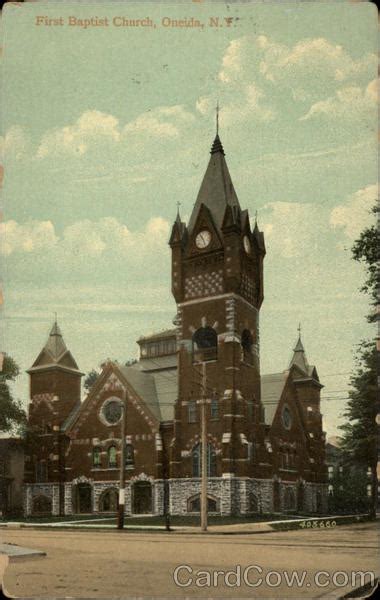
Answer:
[2,513,301,526]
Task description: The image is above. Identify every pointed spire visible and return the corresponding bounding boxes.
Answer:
[169,202,187,246]
[176,200,182,223]
[28,319,81,373]
[210,134,225,155]
[289,324,308,373]
[210,101,225,155]
[253,210,259,231]
[45,318,67,360]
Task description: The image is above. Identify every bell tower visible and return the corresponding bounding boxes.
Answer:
[169,130,267,481]
[27,320,83,431]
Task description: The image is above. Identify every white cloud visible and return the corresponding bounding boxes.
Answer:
[124,105,195,139]
[330,184,377,240]
[36,106,196,158]
[37,110,121,158]
[0,125,30,160]
[257,37,376,86]
[215,34,376,126]
[300,79,378,122]
[0,220,58,255]
[1,216,170,258]
[260,202,323,259]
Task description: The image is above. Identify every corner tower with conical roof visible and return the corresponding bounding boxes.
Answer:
[169,130,269,488]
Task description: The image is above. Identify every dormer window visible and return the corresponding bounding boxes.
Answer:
[140,338,176,359]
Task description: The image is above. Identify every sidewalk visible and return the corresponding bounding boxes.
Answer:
[0,543,46,562]
[0,514,370,533]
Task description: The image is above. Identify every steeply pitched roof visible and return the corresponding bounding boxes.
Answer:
[127,354,178,422]
[119,366,162,421]
[28,321,82,374]
[188,135,241,233]
[289,335,309,374]
[261,372,288,424]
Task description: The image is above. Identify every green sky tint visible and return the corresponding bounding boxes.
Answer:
[1,1,378,437]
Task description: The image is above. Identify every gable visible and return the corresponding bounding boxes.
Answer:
[66,364,161,439]
[186,203,223,258]
[58,350,79,370]
[31,349,54,368]
[268,373,309,446]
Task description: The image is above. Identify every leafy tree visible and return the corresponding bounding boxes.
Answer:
[351,205,379,321]
[84,358,137,392]
[84,369,99,392]
[339,203,379,519]
[0,354,26,433]
[328,465,369,514]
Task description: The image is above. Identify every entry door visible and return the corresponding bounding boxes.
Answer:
[273,481,281,512]
[133,481,152,514]
[77,483,92,513]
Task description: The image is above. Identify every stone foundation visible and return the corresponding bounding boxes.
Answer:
[24,479,327,517]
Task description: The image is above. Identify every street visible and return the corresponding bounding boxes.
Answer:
[1,522,378,598]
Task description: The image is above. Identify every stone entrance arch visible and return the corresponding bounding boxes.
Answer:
[132,481,152,514]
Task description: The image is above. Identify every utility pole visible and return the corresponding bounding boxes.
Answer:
[199,362,209,532]
[117,391,127,530]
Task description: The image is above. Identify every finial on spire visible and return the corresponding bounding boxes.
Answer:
[176,200,181,221]
[54,311,58,325]
[216,100,220,136]
[298,322,302,339]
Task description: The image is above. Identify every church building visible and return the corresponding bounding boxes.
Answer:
[24,132,328,517]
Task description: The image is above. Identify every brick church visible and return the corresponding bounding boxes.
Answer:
[24,132,328,517]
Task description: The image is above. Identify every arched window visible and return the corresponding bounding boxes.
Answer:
[188,400,197,423]
[192,443,217,477]
[32,494,52,515]
[210,397,219,419]
[93,447,101,467]
[108,445,117,468]
[192,327,217,362]
[35,460,48,483]
[125,444,134,468]
[241,329,253,359]
[250,493,259,513]
[187,494,218,513]
[284,487,296,511]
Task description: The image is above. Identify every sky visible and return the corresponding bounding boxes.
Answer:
[0,1,378,437]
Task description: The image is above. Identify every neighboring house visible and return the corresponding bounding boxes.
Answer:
[0,438,24,517]
[23,131,328,518]
[326,437,374,513]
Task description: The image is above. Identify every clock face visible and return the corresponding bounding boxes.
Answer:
[243,235,251,254]
[282,405,292,430]
[195,230,211,249]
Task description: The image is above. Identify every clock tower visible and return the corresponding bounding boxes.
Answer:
[169,132,269,499]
